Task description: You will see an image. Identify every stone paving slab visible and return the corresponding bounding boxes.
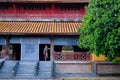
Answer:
[0,79,57,80]
[0,59,5,62]
[58,77,120,80]
[0,77,120,80]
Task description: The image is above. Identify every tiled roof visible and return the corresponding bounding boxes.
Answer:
[0,21,81,35]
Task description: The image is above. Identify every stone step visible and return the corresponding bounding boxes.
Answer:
[0,61,18,78]
[17,70,36,74]
[3,60,18,64]
[39,64,51,66]
[2,61,17,66]
[15,75,36,78]
[39,65,52,68]
[1,65,16,68]
[37,75,52,79]
[17,67,36,70]
[0,70,14,74]
[39,67,52,72]
[2,65,16,67]
[0,69,13,71]
[38,71,52,74]
[17,62,37,66]
[38,61,52,78]
[16,71,36,75]
[17,68,35,71]
[1,61,17,67]
[19,61,37,64]
[0,73,14,76]
[18,65,36,69]
[0,68,14,73]
[15,61,37,77]
[39,61,52,66]
[16,73,36,77]
[0,75,14,78]
[18,61,37,69]
[16,67,36,70]
[38,72,52,77]
[17,70,35,73]
[0,61,53,79]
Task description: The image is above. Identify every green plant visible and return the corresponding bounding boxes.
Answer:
[78,0,120,62]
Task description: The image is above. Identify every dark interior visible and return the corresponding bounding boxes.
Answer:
[54,45,62,52]
[39,44,50,61]
[11,44,21,60]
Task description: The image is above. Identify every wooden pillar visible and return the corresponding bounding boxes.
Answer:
[50,36,54,61]
[5,36,10,60]
[50,36,54,77]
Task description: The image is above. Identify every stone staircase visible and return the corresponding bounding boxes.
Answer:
[0,60,18,78]
[15,61,38,78]
[38,61,53,79]
[0,60,54,79]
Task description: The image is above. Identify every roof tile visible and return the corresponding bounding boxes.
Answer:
[0,21,81,35]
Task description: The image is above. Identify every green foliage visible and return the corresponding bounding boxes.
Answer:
[78,0,120,62]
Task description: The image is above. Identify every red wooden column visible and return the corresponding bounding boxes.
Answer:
[50,36,54,61]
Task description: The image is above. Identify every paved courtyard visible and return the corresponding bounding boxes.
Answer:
[0,77,120,80]
[58,77,120,80]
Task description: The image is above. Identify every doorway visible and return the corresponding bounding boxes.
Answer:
[0,45,2,58]
[0,45,2,51]
[11,44,21,60]
[39,44,50,61]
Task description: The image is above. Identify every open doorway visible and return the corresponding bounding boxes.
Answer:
[11,44,21,60]
[39,44,50,61]
[0,45,2,52]
[0,45,2,58]
[0,45,2,50]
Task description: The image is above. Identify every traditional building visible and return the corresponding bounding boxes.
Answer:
[0,0,90,61]
[1,0,118,79]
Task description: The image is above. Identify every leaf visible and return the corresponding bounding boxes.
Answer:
[78,0,120,62]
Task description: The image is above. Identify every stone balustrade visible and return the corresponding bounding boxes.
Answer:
[54,52,92,61]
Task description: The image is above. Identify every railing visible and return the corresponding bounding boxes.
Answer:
[35,61,39,76]
[0,14,84,21]
[54,52,92,61]
[13,61,19,76]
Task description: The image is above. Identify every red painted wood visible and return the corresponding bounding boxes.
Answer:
[0,3,86,14]
[54,52,91,61]
[0,3,86,19]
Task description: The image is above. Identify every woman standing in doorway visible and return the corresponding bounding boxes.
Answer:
[43,45,50,61]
